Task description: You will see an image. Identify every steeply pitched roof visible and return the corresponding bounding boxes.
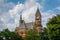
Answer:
[19,20,26,29]
[20,14,22,23]
[26,22,34,30]
[18,14,27,29]
[35,8,41,16]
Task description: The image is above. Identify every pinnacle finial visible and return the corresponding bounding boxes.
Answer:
[36,7,40,13]
[20,14,22,21]
[35,6,41,16]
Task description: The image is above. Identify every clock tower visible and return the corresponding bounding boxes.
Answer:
[34,8,42,34]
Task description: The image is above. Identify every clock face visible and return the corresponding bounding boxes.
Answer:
[37,16,39,19]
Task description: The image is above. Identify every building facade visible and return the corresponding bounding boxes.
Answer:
[15,8,42,37]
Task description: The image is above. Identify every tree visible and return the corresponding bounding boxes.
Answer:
[39,27,49,40]
[24,29,38,40]
[46,15,60,40]
[0,29,23,40]
[24,28,49,40]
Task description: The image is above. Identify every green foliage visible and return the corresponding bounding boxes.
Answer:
[0,29,23,40]
[39,27,49,40]
[24,29,37,40]
[24,29,42,40]
[46,15,60,40]
[24,28,49,40]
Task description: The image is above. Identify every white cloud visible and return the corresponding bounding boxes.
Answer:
[9,3,24,18]
[7,3,25,31]
[42,10,56,27]
[22,0,41,22]
[0,0,15,31]
[41,0,46,5]
[6,23,16,31]
[22,6,37,22]
[0,0,4,3]
[56,6,60,10]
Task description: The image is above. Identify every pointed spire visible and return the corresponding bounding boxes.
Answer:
[20,14,22,23]
[36,7,40,13]
[35,7,41,16]
[20,14,22,22]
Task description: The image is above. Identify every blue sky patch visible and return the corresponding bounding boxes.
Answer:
[6,0,25,4]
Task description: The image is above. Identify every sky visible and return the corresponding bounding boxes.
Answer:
[0,0,60,31]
